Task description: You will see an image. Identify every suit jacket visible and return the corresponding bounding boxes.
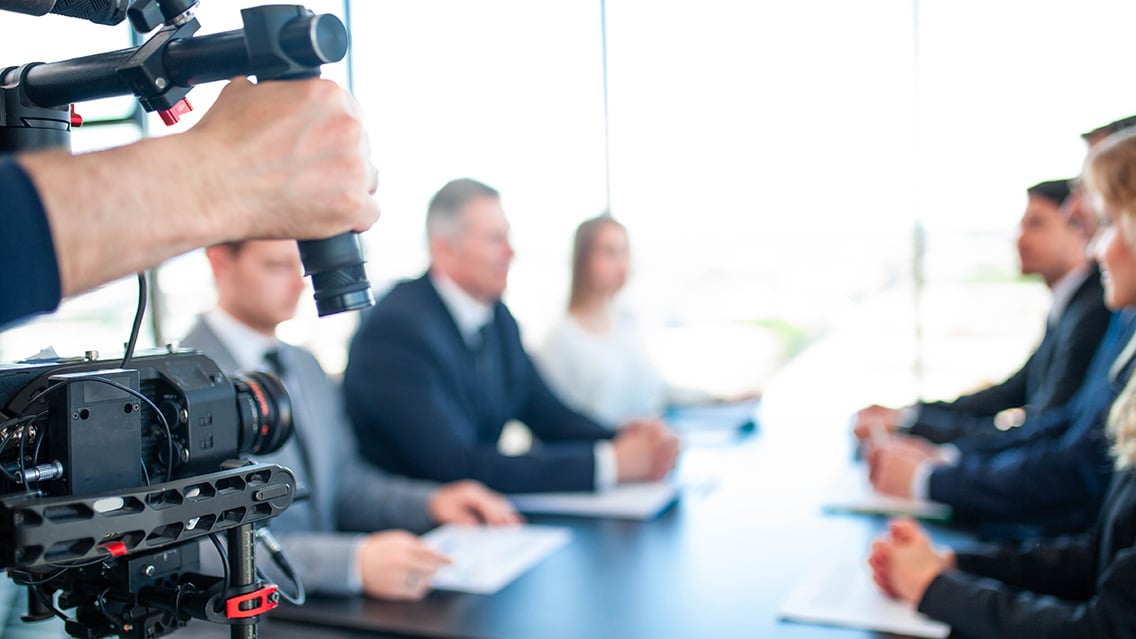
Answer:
[344,274,613,494]
[912,264,1111,443]
[183,318,438,596]
[926,310,1136,538]
[919,468,1136,638]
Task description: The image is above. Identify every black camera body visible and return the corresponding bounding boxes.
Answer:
[0,350,297,638]
[0,350,292,499]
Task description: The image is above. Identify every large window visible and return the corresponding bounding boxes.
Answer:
[4,1,1136,404]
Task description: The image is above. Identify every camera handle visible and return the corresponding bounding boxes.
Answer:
[243,5,374,317]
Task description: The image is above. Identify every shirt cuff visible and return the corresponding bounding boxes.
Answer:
[910,460,935,500]
[910,445,959,500]
[594,440,617,491]
[898,405,920,429]
[347,535,365,594]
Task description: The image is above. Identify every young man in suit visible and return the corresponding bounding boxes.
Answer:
[183,239,521,601]
[344,178,679,494]
[860,178,1129,538]
[855,179,1111,445]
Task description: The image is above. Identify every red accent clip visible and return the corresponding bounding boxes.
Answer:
[99,541,128,558]
[225,585,279,619]
[69,104,82,128]
[158,99,194,126]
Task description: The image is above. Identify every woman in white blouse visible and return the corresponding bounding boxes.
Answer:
[538,215,713,428]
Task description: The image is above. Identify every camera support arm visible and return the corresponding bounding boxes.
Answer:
[0,461,295,570]
[0,5,348,148]
[4,461,295,638]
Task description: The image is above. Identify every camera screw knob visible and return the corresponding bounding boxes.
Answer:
[142,564,155,577]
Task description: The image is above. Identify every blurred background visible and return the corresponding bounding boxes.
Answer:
[3,0,1135,417]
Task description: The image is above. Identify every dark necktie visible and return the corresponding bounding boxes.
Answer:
[471,323,495,423]
[263,348,285,378]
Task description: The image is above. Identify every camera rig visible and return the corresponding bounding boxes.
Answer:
[0,2,372,636]
[0,349,298,639]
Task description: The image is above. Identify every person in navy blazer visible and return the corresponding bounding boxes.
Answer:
[854,179,1111,444]
[867,129,1136,638]
[185,240,521,601]
[864,181,1128,538]
[871,309,1136,538]
[344,178,679,494]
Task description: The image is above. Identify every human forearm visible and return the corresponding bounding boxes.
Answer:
[15,77,378,299]
[17,139,218,297]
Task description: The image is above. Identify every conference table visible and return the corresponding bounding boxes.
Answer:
[173,388,977,639]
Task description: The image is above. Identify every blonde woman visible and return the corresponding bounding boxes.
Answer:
[866,129,1136,638]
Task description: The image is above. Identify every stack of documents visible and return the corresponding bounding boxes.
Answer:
[422,524,571,595]
[822,464,951,520]
[779,560,950,638]
[509,481,680,520]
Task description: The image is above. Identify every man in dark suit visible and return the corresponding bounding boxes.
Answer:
[855,178,1111,444]
[862,177,1133,537]
[184,239,520,601]
[344,178,679,494]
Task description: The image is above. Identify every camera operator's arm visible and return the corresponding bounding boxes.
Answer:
[12,77,378,304]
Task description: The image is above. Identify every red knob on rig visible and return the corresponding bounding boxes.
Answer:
[158,98,194,126]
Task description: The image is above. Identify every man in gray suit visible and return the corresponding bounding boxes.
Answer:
[183,239,520,601]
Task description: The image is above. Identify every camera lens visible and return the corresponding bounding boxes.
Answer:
[231,371,293,456]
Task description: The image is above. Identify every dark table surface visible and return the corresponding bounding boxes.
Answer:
[173,395,977,639]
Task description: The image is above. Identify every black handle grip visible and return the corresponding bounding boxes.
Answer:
[0,0,54,17]
[241,6,373,317]
[50,0,129,25]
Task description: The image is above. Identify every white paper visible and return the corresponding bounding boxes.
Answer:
[421,524,571,595]
[779,560,951,638]
[822,464,952,520]
[508,482,679,520]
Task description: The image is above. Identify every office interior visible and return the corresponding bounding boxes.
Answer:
[2,1,1136,637]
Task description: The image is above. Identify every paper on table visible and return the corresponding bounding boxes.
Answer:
[509,482,679,520]
[822,463,952,521]
[422,524,571,595]
[779,560,951,638]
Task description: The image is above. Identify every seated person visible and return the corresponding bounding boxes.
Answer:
[869,307,1135,536]
[855,178,1110,444]
[537,214,757,429]
[343,179,679,494]
[866,130,1136,638]
[184,239,521,601]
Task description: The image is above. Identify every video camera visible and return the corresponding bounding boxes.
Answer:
[0,349,296,638]
[0,1,370,636]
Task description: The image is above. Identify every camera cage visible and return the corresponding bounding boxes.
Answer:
[0,348,298,639]
[0,2,357,636]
